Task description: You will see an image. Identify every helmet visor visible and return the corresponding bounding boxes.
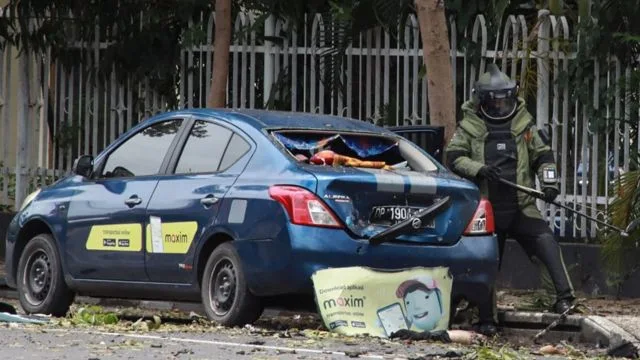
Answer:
[481,93,517,120]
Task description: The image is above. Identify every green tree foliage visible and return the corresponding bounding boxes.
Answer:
[603,158,640,297]
[562,0,640,133]
[0,0,554,108]
[557,0,640,293]
[0,0,215,102]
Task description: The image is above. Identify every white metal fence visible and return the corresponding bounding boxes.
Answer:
[0,9,636,240]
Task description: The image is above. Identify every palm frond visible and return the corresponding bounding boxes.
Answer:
[603,169,640,278]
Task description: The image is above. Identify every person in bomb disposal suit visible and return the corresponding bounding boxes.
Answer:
[445,64,575,336]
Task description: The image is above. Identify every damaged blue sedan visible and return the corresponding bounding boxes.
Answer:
[4,109,498,327]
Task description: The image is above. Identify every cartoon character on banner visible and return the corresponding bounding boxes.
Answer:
[375,276,444,337]
[396,277,444,331]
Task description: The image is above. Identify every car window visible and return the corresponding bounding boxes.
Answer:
[219,133,251,171]
[101,119,183,178]
[175,121,232,174]
[271,130,438,171]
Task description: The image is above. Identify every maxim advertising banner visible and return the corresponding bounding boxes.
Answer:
[311,266,453,338]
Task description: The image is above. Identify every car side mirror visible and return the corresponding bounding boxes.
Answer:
[73,155,94,178]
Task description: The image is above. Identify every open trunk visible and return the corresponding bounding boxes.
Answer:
[271,130,480,245]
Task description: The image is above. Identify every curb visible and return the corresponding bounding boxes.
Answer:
[581,315,640,352]
[499,310,583,328]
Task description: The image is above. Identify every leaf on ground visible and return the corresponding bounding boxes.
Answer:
[132,318,149,331]
[465,346,521,360]
[71,306,120,326]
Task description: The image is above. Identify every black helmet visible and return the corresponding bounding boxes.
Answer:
[473,64,519,121]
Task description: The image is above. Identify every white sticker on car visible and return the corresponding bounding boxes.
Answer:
[150,216,164,253]
[228,200,248,224]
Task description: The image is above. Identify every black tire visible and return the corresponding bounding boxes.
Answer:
[201,242,263,326]
[17,233,74,317]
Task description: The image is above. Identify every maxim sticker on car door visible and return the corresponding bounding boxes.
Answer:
[85,224,143,251]
[145,218,198,254]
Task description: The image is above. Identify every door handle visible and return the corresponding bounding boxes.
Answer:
[200,195,219,207]
[125,196,143,207]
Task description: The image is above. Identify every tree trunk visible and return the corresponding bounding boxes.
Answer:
[16,50,31,208]
[414,0,456,144]
[207,0,232,108]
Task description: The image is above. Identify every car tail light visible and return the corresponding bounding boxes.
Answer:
[464,198,495,235]
[268,185,343,229]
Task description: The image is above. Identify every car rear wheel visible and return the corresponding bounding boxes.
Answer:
[201,242,263,326]
[17,233,74,316]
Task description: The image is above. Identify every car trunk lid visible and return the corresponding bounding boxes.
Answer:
[302,165,479,245]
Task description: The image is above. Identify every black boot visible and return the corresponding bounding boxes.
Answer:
[553,298,575,315]
[476,321,498,337]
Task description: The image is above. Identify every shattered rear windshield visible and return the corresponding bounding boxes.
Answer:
[271,130,438,171]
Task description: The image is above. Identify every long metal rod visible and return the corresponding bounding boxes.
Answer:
[497,178,630,236]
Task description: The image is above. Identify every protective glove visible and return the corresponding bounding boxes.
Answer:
[542,187,559,202]
[477,165,501,182]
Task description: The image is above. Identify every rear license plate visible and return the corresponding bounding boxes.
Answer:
[370,206,435,228]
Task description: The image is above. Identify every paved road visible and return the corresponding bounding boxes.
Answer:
[0,295,603,360]
[0,324,470,360]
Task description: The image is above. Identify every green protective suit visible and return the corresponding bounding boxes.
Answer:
[445,96,575,323]
[445,97,558,219]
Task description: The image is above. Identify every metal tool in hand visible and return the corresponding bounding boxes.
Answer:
[497,178,640,237]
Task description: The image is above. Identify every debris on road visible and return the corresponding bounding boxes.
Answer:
[607,340,640,359]
[72,306,119,326]
[0,301,16,314]
[0,312,49,324]
[538,344,567,356]
[0,300,49,324]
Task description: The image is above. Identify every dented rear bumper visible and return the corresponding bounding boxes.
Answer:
[234,224,499,307]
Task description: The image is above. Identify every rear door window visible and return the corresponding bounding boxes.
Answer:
[174,121,232,174]
[219,133,251,171]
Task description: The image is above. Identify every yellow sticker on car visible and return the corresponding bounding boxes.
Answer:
[145,221,198,254]
[85,224,143,251]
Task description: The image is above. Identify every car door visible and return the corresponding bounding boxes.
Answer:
[144,119,253,283]
[65,118,186,282]
[388,126,445,164]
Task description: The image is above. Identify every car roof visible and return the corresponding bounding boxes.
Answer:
[150,108,394,135]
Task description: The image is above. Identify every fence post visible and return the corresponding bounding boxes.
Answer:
[263,15,275,108]
[536,10,550,130]
[536,10,551,217]
[16,49,31,209]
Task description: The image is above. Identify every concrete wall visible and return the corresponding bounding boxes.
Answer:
[497,240,640,299]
